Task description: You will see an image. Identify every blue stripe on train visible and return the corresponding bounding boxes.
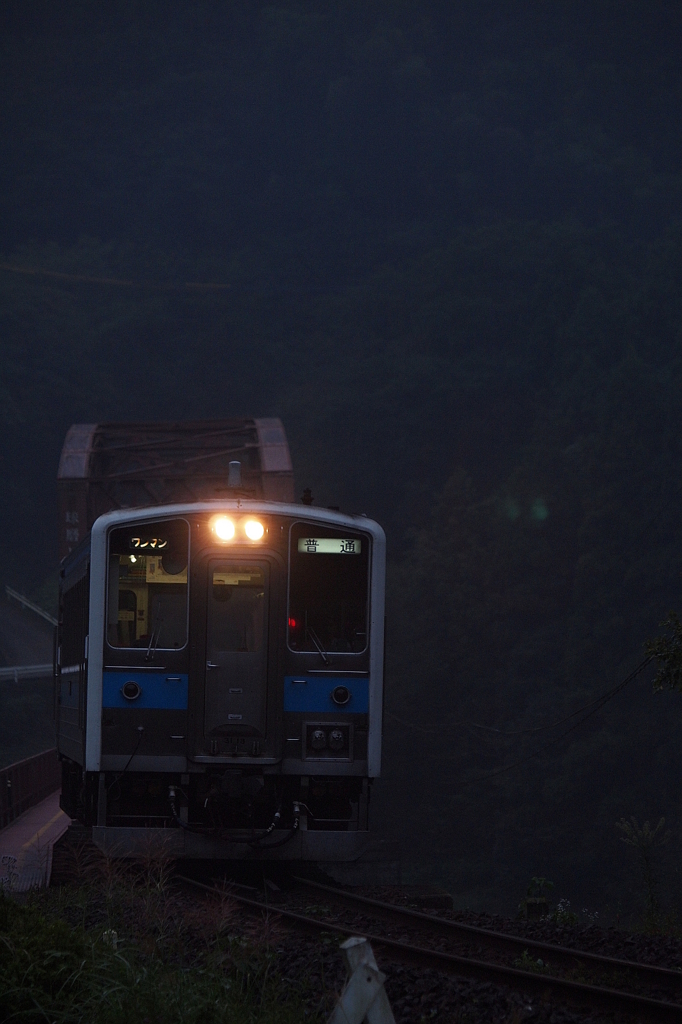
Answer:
[283,675,368,713]
[102,670,188,709]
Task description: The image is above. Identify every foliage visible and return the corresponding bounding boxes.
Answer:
[644,613,682,692]
[525,878,553,900]
[517,879,579,924]
[548,899,579,926]
[518,878,564,921]
[512,950,551,974]
[0,883,315,1024]
[615,816,670,930]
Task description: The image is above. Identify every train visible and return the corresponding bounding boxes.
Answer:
[55,421,385,861]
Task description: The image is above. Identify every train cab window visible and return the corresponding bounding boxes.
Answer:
[211,566,266,652]
[107,519,189,650]
[288,523,369,654]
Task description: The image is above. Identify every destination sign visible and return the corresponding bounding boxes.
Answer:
[297,538,361,554]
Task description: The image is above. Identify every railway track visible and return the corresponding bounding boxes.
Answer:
[294,876,682,995]
[176,873,682,1022]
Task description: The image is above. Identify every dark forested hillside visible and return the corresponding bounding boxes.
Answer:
[2,1,682,915]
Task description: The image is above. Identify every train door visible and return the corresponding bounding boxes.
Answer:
[203,560,271,754]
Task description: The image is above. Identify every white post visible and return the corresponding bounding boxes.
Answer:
[327,936,396,1024]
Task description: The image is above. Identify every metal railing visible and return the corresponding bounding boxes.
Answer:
[5,586,58,626]
[0,664,53,682]
[0,749,61,830]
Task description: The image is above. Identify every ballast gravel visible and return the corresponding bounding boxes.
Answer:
[252,881,682,1022]
[271,928,615,1023]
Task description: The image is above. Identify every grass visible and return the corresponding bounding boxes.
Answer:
[0,852,322,1024]
[512,949,551,974]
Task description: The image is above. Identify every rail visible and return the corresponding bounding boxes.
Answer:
[294,876,682,996]
[177,875,682,1023]
[0,749,61,830]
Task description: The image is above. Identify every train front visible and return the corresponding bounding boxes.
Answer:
[59,502,385,861]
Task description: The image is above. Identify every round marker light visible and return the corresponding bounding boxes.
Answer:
[329,729,345,751]
[121,680,142,701]
[244,519,264,541]
[311,729,327,750]
[211,515,235,541]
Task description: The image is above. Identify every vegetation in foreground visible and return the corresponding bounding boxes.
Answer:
[0,858,322,1024]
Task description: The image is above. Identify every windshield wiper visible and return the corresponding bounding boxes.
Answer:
[307,626,330,666]
[145,625,162,662]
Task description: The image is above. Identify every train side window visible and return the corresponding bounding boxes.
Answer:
[107,518,189,650]
[288,523,369,654]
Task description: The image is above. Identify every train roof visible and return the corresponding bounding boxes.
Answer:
[61,501,385,575]
[89,500,384,538]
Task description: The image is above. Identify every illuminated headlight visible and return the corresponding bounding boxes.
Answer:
[210,515,235,541]
[244,519,264,541]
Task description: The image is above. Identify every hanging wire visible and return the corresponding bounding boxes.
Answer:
[385,655,653,784]
[464,655,653,784]
[467,659,653,736]
[386,657,653,739]
[0,261,232,291]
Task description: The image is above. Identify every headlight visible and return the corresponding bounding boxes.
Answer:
[244,519,264,541]
[310,729,327,750]
[210,515,235,541]
[328,729,345,751]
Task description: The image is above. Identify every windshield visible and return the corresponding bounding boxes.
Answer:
[211,565,266,653]
[107,519,189,650]
[288,523,369,654]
